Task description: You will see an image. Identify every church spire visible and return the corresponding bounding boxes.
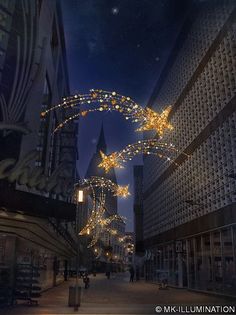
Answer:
[85,122,117,213]
[96,123,107,153]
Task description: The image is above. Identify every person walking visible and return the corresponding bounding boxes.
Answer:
[106,270,111,279]
[83,273,90,289]
[129,266,135,283]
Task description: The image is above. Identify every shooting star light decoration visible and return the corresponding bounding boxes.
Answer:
[79,176,130,198]
[41,89,173,137]
[79,188,126,248]
[79,203,125,248]
[98,139,189,173]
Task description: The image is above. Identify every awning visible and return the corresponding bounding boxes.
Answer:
[0,185,76,221]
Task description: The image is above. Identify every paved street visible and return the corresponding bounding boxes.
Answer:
[2,273,233,315]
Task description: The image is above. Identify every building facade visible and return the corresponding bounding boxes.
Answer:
[133,165,144,254]
[0,0,78,305]
[143,0,236,296]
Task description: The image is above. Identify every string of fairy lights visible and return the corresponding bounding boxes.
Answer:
[41,89,173,137]
[78,176,130,198]
[92,233,134,259]
[55,89,189,253]
[98,139,190,173]
[76,178,127,248]
[79,190,125,248]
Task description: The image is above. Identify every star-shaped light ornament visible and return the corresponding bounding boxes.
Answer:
[136,106,173,137]
[78,176,131,198]
[98,151,123,173]
[98,139,186,173]
[115,185,130,198]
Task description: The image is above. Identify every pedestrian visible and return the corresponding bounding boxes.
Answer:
[106,271,111,279]
[83,273,90,289]
[129,266,135,283]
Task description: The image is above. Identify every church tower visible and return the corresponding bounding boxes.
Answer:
[86,123,117,214]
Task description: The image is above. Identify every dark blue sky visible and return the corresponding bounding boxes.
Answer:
[60,0,192,231]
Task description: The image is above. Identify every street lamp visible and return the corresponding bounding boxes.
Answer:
[77,190,84,203]
[74,188,83,311]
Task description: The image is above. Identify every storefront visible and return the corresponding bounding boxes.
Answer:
[0,192,76,306]
[146,224,236,296]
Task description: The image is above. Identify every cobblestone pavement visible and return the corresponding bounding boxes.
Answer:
[1,273,233,315]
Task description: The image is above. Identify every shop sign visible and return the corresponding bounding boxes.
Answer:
[0,150,74,197]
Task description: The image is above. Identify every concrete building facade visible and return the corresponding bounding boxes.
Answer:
[0,0,78,306]
[143,0,236,296]
[133,165,144,254]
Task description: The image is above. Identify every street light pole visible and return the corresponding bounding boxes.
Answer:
[74,189,83,312]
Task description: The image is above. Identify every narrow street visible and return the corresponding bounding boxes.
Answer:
[3,273,233,315]
[1,1,236,314]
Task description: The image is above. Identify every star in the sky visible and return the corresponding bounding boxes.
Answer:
[111,7,119,15]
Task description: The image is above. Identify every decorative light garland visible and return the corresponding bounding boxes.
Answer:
[79,192,125,248]
[118,235,135,253]
[41,89,173,137]
[79,176,130,198]
[98,139,189,173]
[93,247,102,259]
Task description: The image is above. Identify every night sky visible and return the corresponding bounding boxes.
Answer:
[60,0,192,231]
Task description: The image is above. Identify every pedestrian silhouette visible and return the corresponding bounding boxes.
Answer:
[129,266,135,283]
[83,273,90,289]
[106,271,111,279]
